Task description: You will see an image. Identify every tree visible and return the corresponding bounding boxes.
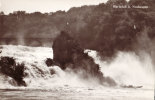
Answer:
[106,0,127,5]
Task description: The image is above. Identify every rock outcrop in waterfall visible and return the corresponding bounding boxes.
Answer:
[52,31,116,86]
[0,57,26,86]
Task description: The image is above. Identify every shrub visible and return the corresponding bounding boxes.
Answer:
[0,57,26,86]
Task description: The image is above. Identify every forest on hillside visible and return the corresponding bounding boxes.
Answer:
[0,0,155,58]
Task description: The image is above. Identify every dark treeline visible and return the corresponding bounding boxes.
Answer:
[0,0,155,58]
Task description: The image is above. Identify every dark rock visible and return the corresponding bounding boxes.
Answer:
[52,31,116,86]
[53,31,83,69]
[49,68,55,75]
[0,57,26,86]
[45,58,54,67]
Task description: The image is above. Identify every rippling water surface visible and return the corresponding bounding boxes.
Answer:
[0,87,154,100]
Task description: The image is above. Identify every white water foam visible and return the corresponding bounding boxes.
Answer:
[85,50,154,89]
[0,45,91,89]
[0,45,154,90]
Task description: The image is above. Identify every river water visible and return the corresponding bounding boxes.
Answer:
[0,87,154,100]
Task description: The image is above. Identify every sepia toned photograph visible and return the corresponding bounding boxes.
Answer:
[0,0,155,100]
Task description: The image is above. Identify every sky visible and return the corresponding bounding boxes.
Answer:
[0,0,108,14]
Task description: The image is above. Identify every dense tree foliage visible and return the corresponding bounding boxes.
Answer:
[0,0,154,58]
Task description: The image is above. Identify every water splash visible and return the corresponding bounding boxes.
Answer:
[0,45,154,90]
[86,50,154,89]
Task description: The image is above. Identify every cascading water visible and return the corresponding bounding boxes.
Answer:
[85,50,154,89]
[0,45,93,89]
[0,45,154,100]
[0,45,154,90]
